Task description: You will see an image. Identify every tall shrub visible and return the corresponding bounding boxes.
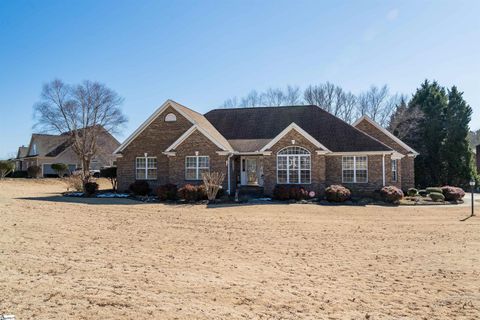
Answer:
[0,160,15,179]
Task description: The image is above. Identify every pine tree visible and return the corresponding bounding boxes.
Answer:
[408,80,448,187]
[442,86,473,186]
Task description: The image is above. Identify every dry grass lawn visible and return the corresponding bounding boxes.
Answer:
[1,179,479,319]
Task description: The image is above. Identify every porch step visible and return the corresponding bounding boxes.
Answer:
[238,186,265,198]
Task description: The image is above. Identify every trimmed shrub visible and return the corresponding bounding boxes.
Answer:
[129,180,151,196]
[84,181,99,196]
[441,186,465,201]
[407,188,419,197]
[418,189,428,197]
[7,170,28,178]
[27,165,42,178]
[272,185,309,201]
[426,187,442,194]
[156,183,178,201]
[380,186,404,204]
[325,185,351,202]
[51,163,69,177]
[178,184,205,202]
[429,192,445,202]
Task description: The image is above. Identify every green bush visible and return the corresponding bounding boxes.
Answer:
[441,186,465,201]
[380,186,404,204]
[426,187,442,194]
[129,180,151,196]
[51,163,69,177]
[325,185,351,202]
[84,182,99,196]
[418,189,428,197]
[429,192,445,202]
[407,188,418,197]
[0,160,15,179]
[27,165,42,178]
[156,183,178,201]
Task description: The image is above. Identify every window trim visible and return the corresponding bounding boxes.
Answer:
[391,159,398,182]
[342,156,368,183]
[135,156,157,180]
[185,155,210,181]
[276,146,311,185]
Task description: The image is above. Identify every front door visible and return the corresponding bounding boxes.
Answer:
[241,157,260,185]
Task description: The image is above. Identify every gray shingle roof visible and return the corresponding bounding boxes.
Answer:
[204,105,391,152]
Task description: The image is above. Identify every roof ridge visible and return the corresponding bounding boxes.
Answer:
[206,105,318,113]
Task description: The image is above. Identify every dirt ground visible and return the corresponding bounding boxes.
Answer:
[1,179,479,319]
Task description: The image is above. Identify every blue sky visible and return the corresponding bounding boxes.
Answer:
[1,0,479,159]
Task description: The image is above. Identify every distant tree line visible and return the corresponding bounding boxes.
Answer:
[220,83,404,127]
[221,80,477,187]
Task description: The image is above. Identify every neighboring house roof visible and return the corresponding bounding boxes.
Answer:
[115,100,233,154]
[352,115,419,156]
[16,146,28,159]
[26,134,70,157]
[205,105,391,152]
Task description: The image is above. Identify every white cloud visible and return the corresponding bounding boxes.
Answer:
[386,8,399,21]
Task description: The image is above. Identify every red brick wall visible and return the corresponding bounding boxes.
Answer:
[117,106,193,191]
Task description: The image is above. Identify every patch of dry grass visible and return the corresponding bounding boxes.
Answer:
[1,179,479,319]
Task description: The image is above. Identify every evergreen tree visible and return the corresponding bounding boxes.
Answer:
[442,86,473,186]
[408,80,448,187]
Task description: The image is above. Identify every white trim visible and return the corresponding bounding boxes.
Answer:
[327,151,392,156]
[162,152,176,156]
[382,154,386,186]
[185,155,210,180]
[135,156,157,180]
[391,151,405,160]
[164,125,231,152]
[260,123,331,152]
[216,151,272,156]
[316,150,330,155]
[353,115,419,156]
[276,146,312,185]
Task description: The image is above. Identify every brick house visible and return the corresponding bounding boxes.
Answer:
[17,127,120,177]
[115,100,418,196]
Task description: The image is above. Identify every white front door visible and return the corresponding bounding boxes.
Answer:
[240,157,260,185]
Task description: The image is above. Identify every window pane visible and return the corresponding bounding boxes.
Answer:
[147,157,157,169]
[147,169,157,180]
[199,168,209,179]
[289,169,299,183]
[278,156,287,169]
[289,156,298,170]
[342,157,354,170]
[136,169,146,180]
[356,170,368,183]
[356,157,367,170]
[278,146,310,155]
[343,169,354,183]
[198,156,209,168]
[186,157,196,168]
[300,170,310,184]
[185,168,197,180]
[300,156,310,169]
[277,170,287,184]
[136,158,146,169]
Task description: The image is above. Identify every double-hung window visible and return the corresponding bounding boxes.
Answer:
[185,156,209,180]
[136,156,157,180]
[391,159,398,182]
[342,156,368,183]
[277,146,311,184]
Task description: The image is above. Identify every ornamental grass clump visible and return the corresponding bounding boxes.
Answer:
[441,186,465,202]
[429,192,445,202]
[407,188,419,197]
[380,186,404,204]
[426,187,443,194]
[325,185,351,202]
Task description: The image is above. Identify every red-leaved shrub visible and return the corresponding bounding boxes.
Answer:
[156,183,178,201]
[129,180,150,196]
[441,186,465,201]
[325,185,351,202]
[380,186,404,204]
[178,184,206,202]
[273,185,308,201]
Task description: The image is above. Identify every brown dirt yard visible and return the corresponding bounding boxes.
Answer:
[1,179,479,320]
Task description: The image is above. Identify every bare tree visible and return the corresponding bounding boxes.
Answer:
[263,88,286,106]
[240,90,264,107]
[221,97,239,108]
[388,98,424,140]
[34,79,126,186]
[284,85,302,105]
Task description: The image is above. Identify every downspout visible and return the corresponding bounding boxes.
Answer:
[382,154,386,186]
[227,153,233,195]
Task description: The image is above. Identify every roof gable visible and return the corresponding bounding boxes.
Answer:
[353,115,418,155]
[115,100,232,154]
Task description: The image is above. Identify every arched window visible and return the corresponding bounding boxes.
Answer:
[277,146,311,184]
[165,113,177,122]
